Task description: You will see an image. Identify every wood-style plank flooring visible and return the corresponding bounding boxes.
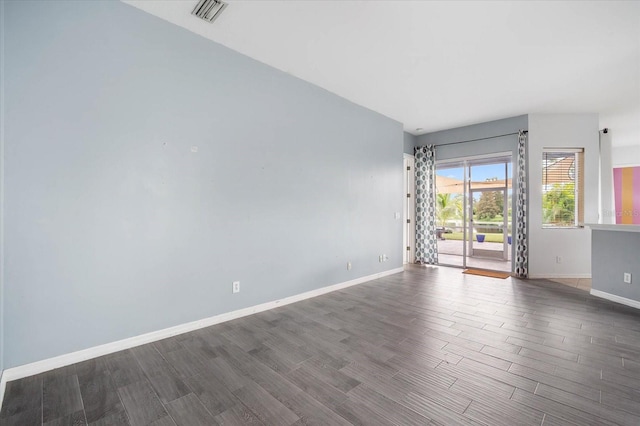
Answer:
[2,265,640,425]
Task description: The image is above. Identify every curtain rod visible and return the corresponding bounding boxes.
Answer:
[428,130,528,147]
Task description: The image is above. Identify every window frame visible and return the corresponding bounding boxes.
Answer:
[541,148,584,229]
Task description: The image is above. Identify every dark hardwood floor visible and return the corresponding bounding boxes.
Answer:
[2,265,640,425]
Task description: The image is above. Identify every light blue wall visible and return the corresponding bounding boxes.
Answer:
[3,1,403,369]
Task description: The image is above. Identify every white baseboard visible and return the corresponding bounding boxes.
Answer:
[0,267,403,409]
[529,273,592,279]
[590,289,640,310]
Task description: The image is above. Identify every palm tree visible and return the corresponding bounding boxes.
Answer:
[436,193,462,227]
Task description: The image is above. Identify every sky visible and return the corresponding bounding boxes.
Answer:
[437,162,512,182]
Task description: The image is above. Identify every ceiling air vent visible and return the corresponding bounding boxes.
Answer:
[192,0,228,23]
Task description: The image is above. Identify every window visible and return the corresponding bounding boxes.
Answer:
[542,149,584,228]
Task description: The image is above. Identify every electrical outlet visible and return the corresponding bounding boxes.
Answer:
[232,281,240,293]
[379,255,383,263]
[347,262,352,271]
[556,256,562,264]
[624,273,632,284]
[382,254,388,262]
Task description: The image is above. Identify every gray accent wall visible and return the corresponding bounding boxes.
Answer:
[2,1,403,369]
[415,115,529,271]
[403,132,417,155]
[415,115,528,161]
[592,230,640,302]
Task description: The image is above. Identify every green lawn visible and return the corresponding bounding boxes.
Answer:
[442,232,509,243]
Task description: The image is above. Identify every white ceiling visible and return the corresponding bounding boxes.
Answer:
[124,0,640,136]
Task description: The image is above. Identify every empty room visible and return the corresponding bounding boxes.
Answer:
[1,0,640,425]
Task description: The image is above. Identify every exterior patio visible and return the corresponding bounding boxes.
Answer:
[437,238,512,272]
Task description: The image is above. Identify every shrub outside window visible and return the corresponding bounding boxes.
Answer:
[542,148,584,228]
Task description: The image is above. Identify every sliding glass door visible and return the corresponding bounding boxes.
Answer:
[434,163,465,267]
[435,155,513,272]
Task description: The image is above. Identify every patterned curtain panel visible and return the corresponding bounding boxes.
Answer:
[414,145,438,265]
[515,131,529,278]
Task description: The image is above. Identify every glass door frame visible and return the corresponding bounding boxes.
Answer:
[436,152,513,272]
